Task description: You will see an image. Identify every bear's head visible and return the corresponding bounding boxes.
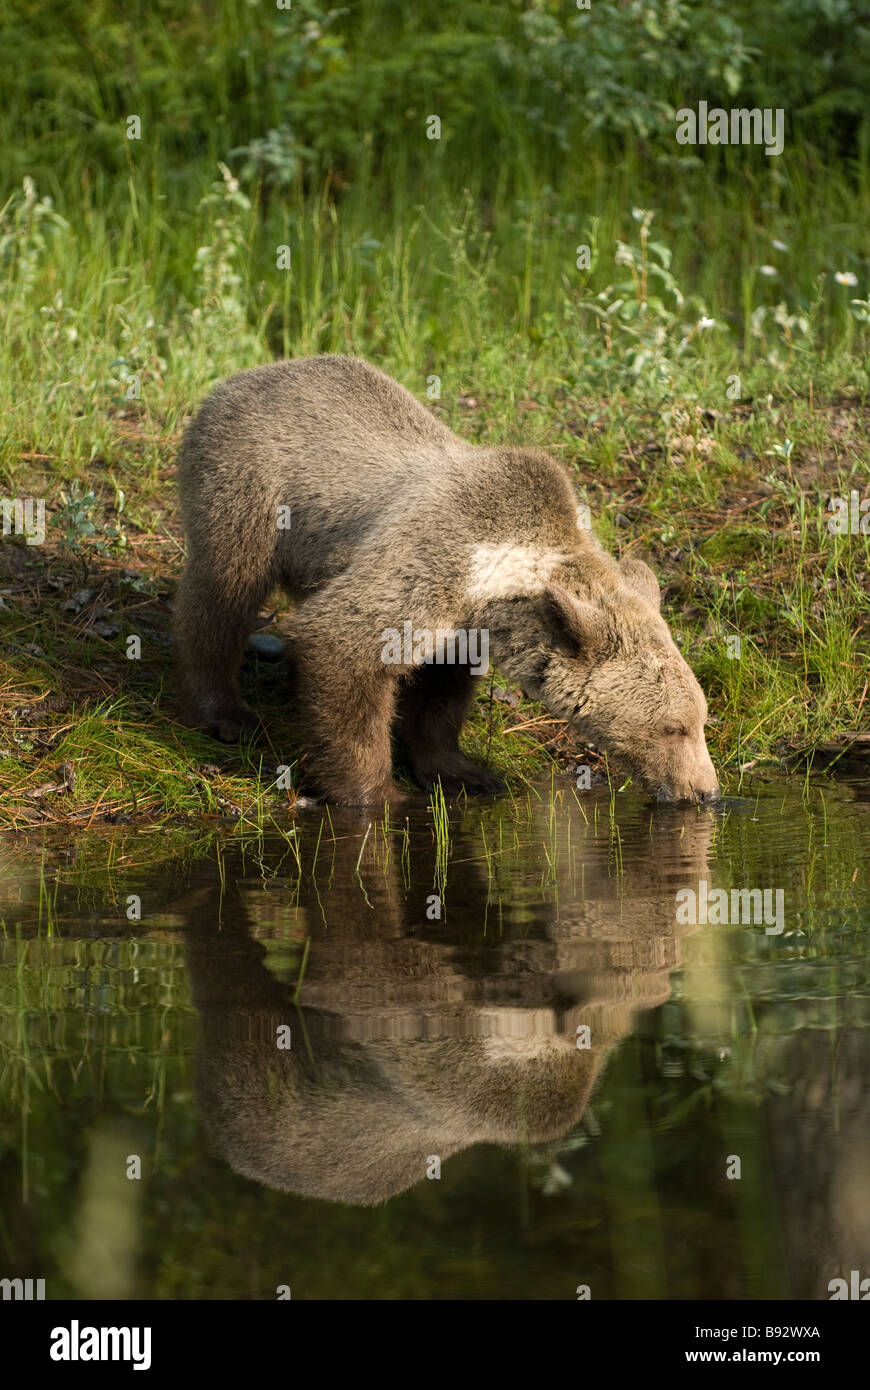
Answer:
[504,557,720,805]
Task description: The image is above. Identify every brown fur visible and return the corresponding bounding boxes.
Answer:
[175,355,718,805]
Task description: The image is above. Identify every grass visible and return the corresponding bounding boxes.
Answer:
[1,11,869,829]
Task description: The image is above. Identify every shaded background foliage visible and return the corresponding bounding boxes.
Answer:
[4,0,869,189]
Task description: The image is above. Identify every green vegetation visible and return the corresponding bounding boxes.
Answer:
[1,0,868,827]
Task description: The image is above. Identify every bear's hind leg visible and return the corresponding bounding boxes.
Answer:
[174,550,273,742]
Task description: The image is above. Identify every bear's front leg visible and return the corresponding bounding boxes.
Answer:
[395,664,505,797]
[296,637,404,806]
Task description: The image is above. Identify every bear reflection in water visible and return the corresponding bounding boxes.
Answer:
[181,797,714,1207]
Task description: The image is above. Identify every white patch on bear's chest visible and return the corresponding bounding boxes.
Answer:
[465,543,564,601]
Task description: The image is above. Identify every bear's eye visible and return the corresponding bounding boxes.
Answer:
[662,724,688,737]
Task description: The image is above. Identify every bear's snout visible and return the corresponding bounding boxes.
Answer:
[652,740,720,806]
[655,781,721,807]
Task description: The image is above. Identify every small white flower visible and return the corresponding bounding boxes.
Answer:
[772,239,788,252]
[758,265,778,277]
[697,316,715,330]
[834,271,858,286]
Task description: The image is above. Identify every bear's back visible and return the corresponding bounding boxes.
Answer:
[192,354,456,462]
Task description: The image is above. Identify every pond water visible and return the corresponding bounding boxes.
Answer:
[1,776,869,1300]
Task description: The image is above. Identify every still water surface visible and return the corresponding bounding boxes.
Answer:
[1,776,868,1299]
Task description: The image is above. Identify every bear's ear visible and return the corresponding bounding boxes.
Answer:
[538,584,609,656]
[619,556,661,610]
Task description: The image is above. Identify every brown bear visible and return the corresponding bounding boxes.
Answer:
[174,354,719,806]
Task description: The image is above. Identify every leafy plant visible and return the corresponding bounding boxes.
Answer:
[0,177,69,296]
[574,208,714,391]
[53,481,127,572]
[229,125,315,192]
